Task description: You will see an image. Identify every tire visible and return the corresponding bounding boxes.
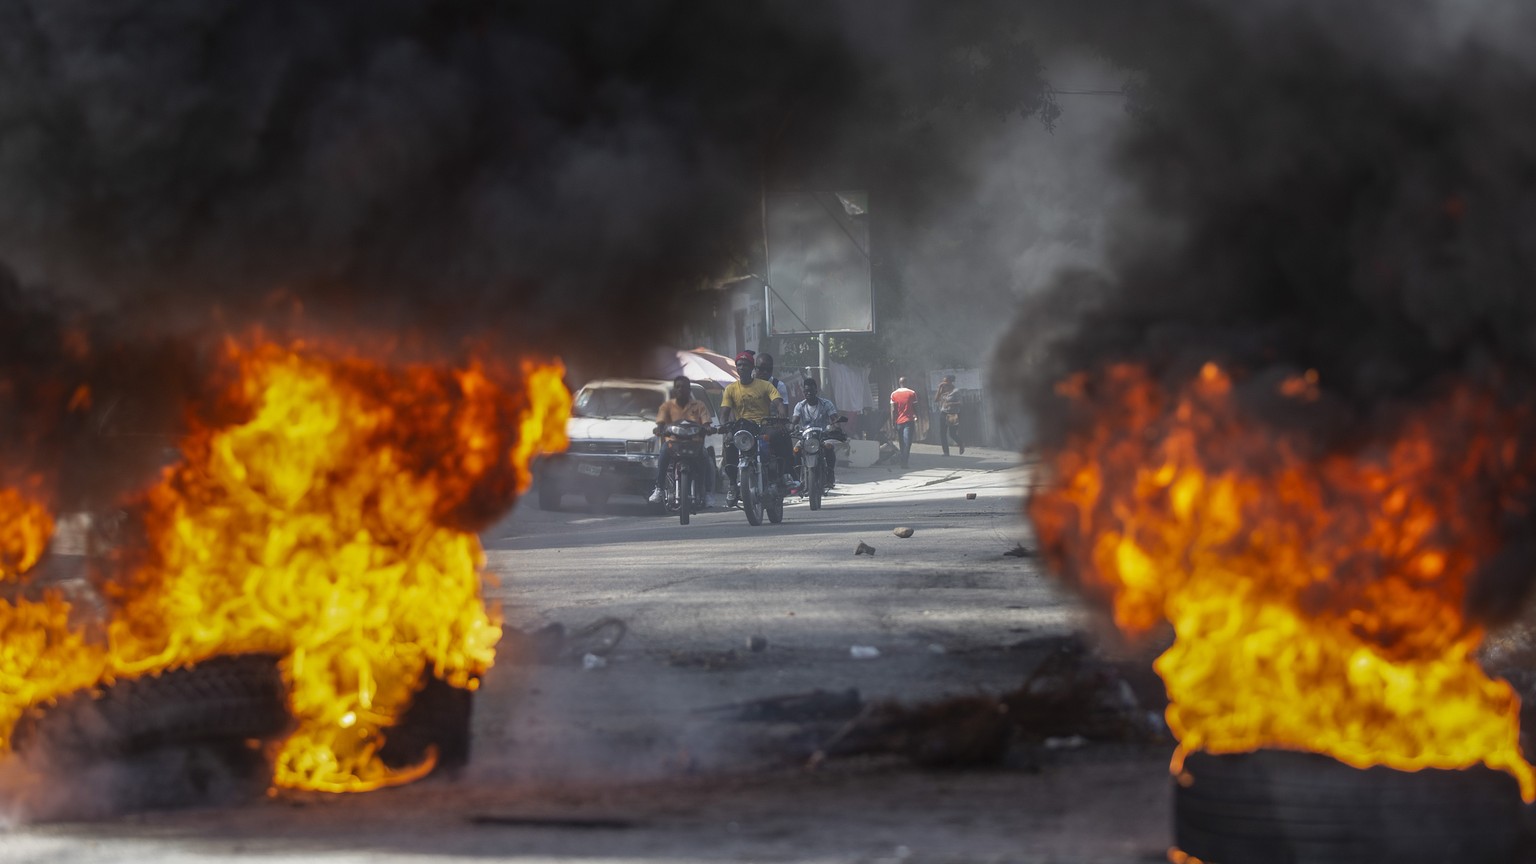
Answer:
[584,490,610,514]
[742,475,763,526]
[809,469,822,511]
[12,653,289,766]
[537,482,562,511]
[677,466,691,526]
[1174,750,1521,864]
[766,494,784,524]
[379,673,473,776]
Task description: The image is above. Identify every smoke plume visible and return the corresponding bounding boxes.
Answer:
[0,0,1063,506]
[1002,0,1536,621]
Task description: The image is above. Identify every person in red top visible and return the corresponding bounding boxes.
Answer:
[889,376,918,469]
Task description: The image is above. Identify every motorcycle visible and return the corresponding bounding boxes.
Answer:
[793,416,847,511]
[727,418,785,526]
[659,420,709,525]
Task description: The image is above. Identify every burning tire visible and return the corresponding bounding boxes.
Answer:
[10,653,289,817]
[379,674,473,777]
[12,653,289,765]
[1173,750,1522,864]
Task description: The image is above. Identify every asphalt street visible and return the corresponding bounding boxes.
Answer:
[0,443,1175,864]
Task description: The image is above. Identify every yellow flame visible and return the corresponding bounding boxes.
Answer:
[1031,363,1535,800]
[0,339,572,793]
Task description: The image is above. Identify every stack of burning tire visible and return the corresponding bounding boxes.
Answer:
[1173,750,1523,864]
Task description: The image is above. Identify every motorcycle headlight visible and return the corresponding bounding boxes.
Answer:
[732,429,756,451]
[625,439,656,455]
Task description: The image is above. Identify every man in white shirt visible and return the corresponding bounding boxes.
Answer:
[792,377,844,487]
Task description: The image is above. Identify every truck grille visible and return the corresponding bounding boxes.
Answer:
[568,441,626,455]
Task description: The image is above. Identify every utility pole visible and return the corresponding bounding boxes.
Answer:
[816,333,828,390]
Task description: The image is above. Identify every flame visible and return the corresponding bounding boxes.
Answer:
[1030,362,1536,799]
[0,488,55,581]
[0,337,571,793]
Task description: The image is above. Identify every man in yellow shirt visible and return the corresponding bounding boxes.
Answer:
[719,351,783,504]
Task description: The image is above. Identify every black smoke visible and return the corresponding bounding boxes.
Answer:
[0,1,867,354]
[0,0,1062,507]
[1001,0,1536,621]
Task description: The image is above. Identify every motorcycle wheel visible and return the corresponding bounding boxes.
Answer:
[677,466,691,526]
[809,470,822,511]
[742,474,763,526]
[766,492,784,524]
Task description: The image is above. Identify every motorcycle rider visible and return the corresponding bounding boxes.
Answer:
[719,351,785,506]
[650,375,712,504]
[756,353,791,419]
[792,377,844,489]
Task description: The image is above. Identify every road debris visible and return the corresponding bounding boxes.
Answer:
[850,646,881,659]
[468,814,639,830]
[755,633,1167,770]
[666,648,742,670]
[695,688,864,723]
[504,617,628,664]
[965,492,977,500]
[1003,544,1036,558]
[855,541,876,556]
[581,653,607,670]
[893,526,914,538]
[746,635,768,653]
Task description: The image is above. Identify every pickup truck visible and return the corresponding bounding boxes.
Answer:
[535,378,722,513]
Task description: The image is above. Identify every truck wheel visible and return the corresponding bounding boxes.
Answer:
[537,482,562,511]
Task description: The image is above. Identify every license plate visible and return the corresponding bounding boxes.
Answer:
[577,463,603,477]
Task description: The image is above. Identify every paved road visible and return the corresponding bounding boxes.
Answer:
[0,444,1174,864]
[474,445,1082,779]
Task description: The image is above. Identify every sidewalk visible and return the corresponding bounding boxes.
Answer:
[828,443,1029,500]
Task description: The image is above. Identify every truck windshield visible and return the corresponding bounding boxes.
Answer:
[572,387,661,420]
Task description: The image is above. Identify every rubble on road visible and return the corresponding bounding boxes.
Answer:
[666,648,744,670]
[503,617,628,664]
[726,633,1166,770]
[893,527,914,538]
[1003,543,1036,558]
[855,541,876,555]
[695,689,864,723]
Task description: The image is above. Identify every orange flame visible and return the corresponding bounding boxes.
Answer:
[0,337,571,793]
[1030,362,1536,799]
[0,488,55,581]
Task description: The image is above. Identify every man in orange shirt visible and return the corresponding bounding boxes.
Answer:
[889,376,918,469]
[651,376,713,503]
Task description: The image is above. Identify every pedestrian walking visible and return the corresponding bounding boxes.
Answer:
[934,374,965,456]
[889,377,918,469]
